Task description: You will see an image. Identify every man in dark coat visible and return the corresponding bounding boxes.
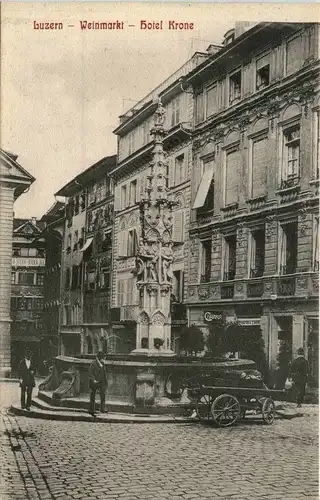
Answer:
[88,351,107,416]
[291,348,309,407]
[18,349,36,411]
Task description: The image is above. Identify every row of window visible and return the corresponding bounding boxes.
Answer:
[62,304,81,326]
[64,265,111,291]
[83,303,110,323]
[120,179,138,208]
[66,178,113,222]
[12,248,45,258]
[117,153,188,211]
[194,114,320,213]
[196,29,314,123]
[66,228,85,252]
[200,216,319,283]
[66,193,86,220]
[12,321,43,332]
[11,297,44,311]
[11,272,44,286]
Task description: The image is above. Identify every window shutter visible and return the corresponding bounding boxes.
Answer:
[196,92,204,123]
[172,210,184,243]
[225,149,240,205]
[219,81,226,110]
[206,85,218,117]
[140,175,146,200]
[168,157,174,188]
[252,137,268,198]
[136,177,140,202]
[118,231,127,257]
[114,185,121,211]
[286,35,303,75]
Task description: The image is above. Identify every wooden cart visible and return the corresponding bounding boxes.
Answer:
[191,385,285,427]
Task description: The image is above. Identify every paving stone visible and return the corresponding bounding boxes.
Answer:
[0,394,318,500]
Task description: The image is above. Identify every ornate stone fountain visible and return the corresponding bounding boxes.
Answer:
[37,102,255,414]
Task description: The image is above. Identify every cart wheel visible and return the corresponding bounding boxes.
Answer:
[196,394,213,422]
[262,397,275,425]
[211,394,240,427]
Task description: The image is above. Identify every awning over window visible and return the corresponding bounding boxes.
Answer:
[80,237,93,252]
[73,252,83,266]
[192,168,214,209]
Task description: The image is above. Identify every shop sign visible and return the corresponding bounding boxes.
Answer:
[12,257,45,267]
[204,311,222,322]
[237,318,261,326]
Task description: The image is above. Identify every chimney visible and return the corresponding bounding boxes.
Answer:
[234,22,257,39]
[206,44,223,56]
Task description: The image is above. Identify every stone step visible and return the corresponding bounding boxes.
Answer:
[32,397,85,413]
[37,390,136,413]
[37,390,190,415]
[9,404,194,424]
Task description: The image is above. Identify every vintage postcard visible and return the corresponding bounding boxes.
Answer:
[0,2,319,500]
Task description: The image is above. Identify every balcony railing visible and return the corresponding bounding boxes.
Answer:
[279,174,300,190]
[250,267,264,278]
[247,281,264,297]
[280,264,296,275]
[221,283,234,299]
[277,276,296,296]
[200,272,211,283]
[223,270,236,281]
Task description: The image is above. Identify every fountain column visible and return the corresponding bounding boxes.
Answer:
[133,99,175,356]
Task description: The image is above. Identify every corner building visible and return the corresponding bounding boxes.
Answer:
[11,218,46,372]
[185,23,319,383]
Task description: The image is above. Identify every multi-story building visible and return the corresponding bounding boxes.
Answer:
[55,155,116,356]
[55,177,87,356]
[184,22,319,382]
[83,156,115,353]
[0,149,35,376]
[111,51,209,352]
[40,201,65,366]
[11,217,46,372]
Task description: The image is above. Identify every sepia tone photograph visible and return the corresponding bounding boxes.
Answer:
[0,3,319,499]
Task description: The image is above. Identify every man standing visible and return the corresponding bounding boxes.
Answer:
[18,349,36,411]
[291,348,309,407]
[88,351,107,417]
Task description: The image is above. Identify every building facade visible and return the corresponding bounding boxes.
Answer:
[111,52,209,352]
[40,201,65,367]
[55,156,116,356]
[0,149,35,376]
[11,218,46,372]
[83,157,115,353]
[184,22,319,382]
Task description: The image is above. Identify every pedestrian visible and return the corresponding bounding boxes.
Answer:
[18,349,36,411]
[88,351,107,417]
[291,348,309,407]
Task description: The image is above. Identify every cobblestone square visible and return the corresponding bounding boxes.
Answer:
[0,383,318,500]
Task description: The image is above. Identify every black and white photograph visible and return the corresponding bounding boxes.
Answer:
[0,3,319,499]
